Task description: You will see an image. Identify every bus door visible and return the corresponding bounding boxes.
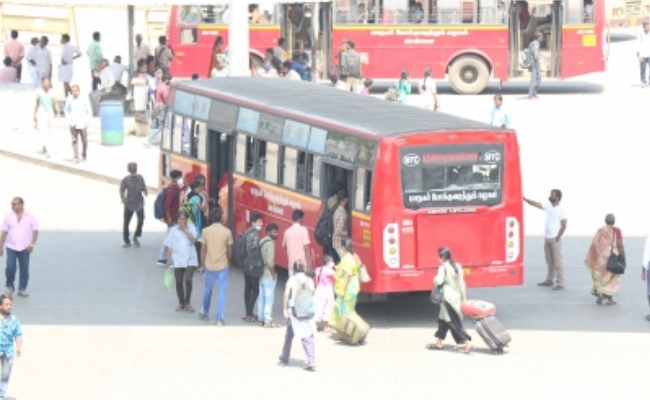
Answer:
[322,162,354,201]
[280,2,333,81]
[509,0,562,78]
[207,129,234,229]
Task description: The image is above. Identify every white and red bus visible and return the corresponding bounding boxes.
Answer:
[158,78,524,293]
[166,1,606,94]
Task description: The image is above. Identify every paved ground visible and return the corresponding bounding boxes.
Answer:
[1,34,650,400]
[1,155,649,400]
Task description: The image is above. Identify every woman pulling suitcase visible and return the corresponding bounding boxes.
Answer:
[427,247,473,354]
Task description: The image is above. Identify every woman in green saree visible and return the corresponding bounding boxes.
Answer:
[329,238,361,330]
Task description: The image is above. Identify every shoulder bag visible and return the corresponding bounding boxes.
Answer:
[430,266,447,304]
[606,230,625,275]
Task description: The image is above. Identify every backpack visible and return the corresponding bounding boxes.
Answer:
[233,228,254,268]
[384,85,398,102]
[243,239,271,278]
[292,274,315,320]
[346,49,362,77]
[519,49,532,69]
[315,202,337,247]
[154,187,168,219]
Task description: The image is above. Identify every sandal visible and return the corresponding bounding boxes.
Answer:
[596,296,603,305]
[176,305,184,311]
[426,343,444,351]
[185,305,195,313]
[606,299,617,305]
[463,343,473,354]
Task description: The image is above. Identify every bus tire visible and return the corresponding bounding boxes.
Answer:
[448,55,490,95]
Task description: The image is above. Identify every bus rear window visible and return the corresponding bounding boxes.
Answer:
[400,144,504,209]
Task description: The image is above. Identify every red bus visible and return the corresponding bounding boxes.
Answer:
[159,78,524,294]
[167,1,606,94]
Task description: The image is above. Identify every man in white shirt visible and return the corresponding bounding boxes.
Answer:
[281,61,301,81]
[133,34,150,67]
[98,59,115,91]
[641,236,650,321]
[524,189,568,290]
[34,36,52,83]
[25,37,40,87]
[108,56,129,84]
[638,22,650,87]
[59,33,81,97]
[64,84,92,163]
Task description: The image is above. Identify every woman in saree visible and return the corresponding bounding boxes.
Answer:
[207,36,226,77]
[585,213,625,305]
[329,238,361,332]
[427,247,472,353]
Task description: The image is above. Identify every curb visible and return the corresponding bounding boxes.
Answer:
[0,148,159,194]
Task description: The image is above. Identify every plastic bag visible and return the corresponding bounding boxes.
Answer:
[164,268,175,293]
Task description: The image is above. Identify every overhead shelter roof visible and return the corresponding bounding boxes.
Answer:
[176,78,495,138]
[1,0,332,5]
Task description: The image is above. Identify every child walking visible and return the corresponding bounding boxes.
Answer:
[314,255,336,331]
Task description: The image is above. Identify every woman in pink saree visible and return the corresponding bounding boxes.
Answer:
[584,214,626,305]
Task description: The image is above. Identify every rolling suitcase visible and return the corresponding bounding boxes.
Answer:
[461,299,496,319]
[336,312,370,345]
[474,315,511,354]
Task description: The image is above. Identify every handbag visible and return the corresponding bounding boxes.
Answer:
[359,264,371,283]
[606,230,625,275]
[164,268,175,293]
[430,266,447,304]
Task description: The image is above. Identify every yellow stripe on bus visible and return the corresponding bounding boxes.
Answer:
[197,24,280,31]
[333,25,507,31]
[563,25,596,29]
[233,173,321,205]
[352,211,371,221]
[170,154,209,169]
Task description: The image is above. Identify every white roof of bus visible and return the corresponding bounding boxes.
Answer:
[174,78,499,138]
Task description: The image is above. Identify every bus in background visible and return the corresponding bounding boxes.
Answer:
[166,1,606,94]
[159,78,524,294]
[607,0,650,27]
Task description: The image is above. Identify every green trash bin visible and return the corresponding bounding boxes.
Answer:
[100,99,124,145]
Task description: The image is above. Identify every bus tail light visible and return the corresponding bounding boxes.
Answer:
[505,217,520,262]
[383,223,400,269]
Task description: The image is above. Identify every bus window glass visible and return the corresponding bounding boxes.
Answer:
[283,147,298,189]
[477,0,499,24]
[180,29,198,44]
[162,112,172,151]
[297,151,307,192]
[181,118,192,156]
[249,3,276,24]
[179,5,230,25]
[378,0,409,23]
[355,168,367,212]
[263,141,279,183]
[235,135,248,174]
[173,116,183,153]
[336,0,376,24]
[437,0,474,24]
[195,123,207,161]
[400,144,504,209]
[565,0,585,24]
[310,156,322,197]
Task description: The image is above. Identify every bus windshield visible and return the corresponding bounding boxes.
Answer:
[400,143,503,209]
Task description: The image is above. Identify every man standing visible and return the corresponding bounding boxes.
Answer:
[134,33,150,66]
[25,37,40,87]
[0,197,39,297]
[527,32,543,100]
[64,84,92,163]
[343,40,362,93]
[157,170,182,265]
[34,36,52,82]
[3,30,24,82]
[154,36,174,78]
[242,213,263,323]
[120,162,148,248]
[86,31,103,91]
[59,33,81,98]
[258,223,280,327]
[638,22,650,87]
[108,55,129,84]
[524,189,568,290]
[199,208,233,326]
[0,295,22,399]
[282,209,312,276]
[490,94,511,129]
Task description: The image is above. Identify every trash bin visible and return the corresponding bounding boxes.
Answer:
[100,99,124,145]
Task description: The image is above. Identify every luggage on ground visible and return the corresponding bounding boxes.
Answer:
[461,299,496,319]
[474,315,511,354]
[336,312,370,345]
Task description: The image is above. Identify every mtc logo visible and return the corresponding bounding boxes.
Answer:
[402,153,421,167]
[484,151,501,164]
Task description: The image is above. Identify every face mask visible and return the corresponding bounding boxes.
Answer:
[177,178,184,186]
[254,225,262,231]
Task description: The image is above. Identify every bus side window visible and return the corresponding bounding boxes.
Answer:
[235,135,250,174]
[309,155,322,197]
[282,147,298,189]
[263,141,279,183]
[355,168,372,212]
[296,151,307,192]
[181,118,192,156]
[172,116,183,153]
[162,111,172,151]
[180,29,198,44]
[193,123,207,161]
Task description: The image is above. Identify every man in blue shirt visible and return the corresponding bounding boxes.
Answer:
[490,95,511,129]
[0,294,22,399]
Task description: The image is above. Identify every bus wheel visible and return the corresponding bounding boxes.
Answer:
[448,55,490,95]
